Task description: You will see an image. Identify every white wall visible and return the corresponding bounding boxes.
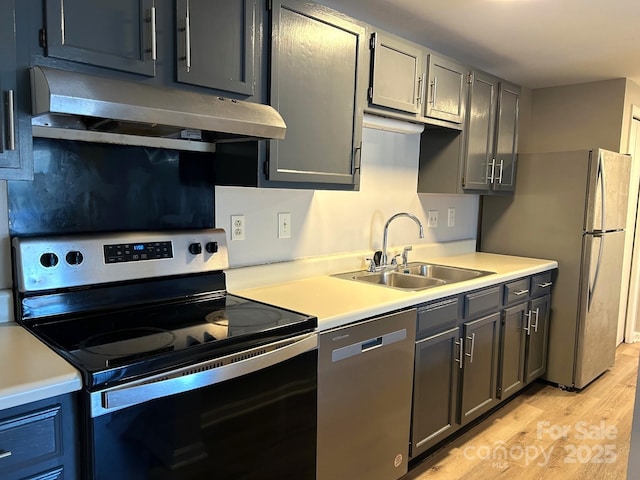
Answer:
[0,181,13,322]
[215,119,479,267]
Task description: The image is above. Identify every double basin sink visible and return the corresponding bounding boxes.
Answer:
[332,262,495,291]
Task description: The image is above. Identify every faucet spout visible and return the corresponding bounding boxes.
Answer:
[381,212,424,267]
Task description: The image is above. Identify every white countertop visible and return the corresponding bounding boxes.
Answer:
[235,252,558,331]
[0,251,556,412]
[0,324,82,411]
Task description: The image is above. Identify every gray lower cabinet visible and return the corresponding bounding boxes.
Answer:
[424,53,467,125]
[175,0,256,96]
[411,326,460,458]
[458,311,500,425]
[0,0,32,180]
[43,0,157,76]
[369,31,423,114]
[525,294,550,382]
[498,275,552,399]
[0,394,78,480]
[499,302,528,398]
[268,0,365,187]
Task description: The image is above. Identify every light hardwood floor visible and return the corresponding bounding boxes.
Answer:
[404,342,640,480]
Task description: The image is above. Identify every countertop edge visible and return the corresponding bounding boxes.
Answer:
[234,253,558,332]
[0,373,83,411]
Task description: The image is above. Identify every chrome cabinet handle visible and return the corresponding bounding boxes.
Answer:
[487,158,496,182]
[185,0,191,72]
[538,282,553,288]
[429,77,438,104]
[524,310,532,335]
[513,289,529,296]
[0,450,12,459]
[149,7,157,61]
[5,90,15,151]
[416,74,423,106]
[532,308,540,333]
[465,333,476,363]
[455,338,464,369]
[496,159,504,183]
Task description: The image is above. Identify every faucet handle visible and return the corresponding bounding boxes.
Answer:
[391,253,402,266]
[365,258,377,272]
[401,246,413,267]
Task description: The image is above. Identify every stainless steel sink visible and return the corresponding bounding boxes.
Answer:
[332,262,495,291]
[398,262,495,282]
[350,271,447,290]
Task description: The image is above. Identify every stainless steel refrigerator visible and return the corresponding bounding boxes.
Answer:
[481,149,631,389]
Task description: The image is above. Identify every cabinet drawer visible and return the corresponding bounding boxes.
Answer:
[504,278,530,305]
[531,271,553,297]
[0,405,62,472]
[417,296,459,339]
[463,286,501,318]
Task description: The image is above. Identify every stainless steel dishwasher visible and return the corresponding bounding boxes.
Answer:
[317,308,416,480]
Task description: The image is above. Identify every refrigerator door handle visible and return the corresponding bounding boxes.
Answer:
[588,233,605,312]
[597,154,606,232]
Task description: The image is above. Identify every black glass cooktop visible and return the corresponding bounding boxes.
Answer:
[25,294,316,388]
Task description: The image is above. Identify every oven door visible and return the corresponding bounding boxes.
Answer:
[84,333,317,480]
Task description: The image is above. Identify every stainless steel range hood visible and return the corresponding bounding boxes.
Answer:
[30,66,286,152]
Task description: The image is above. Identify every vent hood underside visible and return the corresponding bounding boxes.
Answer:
[30,66,286,152]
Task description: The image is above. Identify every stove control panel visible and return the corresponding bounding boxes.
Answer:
[104,241,173,263]
[13,229,230,293]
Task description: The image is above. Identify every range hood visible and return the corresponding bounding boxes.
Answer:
[30,66,286,152]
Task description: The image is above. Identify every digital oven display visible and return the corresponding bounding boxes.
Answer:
[103,241,173,264]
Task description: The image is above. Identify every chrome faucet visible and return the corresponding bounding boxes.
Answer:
[381,212,424,267]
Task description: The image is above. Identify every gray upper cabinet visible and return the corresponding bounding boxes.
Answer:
[492,81,520,192]
[176,0,255,96]
[462,70,497,191]
[268,0,365,187]
[44,0,157,76]
[464,73,520,192]
[424,53,467,124]
[0,0,33,180]
[369,32,423,114]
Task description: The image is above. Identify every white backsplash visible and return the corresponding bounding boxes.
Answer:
[216,119,479,268]
[0,290,13,323]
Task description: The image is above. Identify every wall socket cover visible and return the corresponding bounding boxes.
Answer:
[231,215,245,241]
[447,208,456,227]
[427,210,438,228]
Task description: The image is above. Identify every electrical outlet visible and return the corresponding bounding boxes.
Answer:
[448,208,456,227]
[427,210,438,228]
[231,215,245,241]
[278,212,291,239]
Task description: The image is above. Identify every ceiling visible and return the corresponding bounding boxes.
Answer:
[319,0,640,89]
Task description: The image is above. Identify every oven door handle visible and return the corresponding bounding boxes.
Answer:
[91,332,317,417]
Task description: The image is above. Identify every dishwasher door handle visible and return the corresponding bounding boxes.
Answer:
[332,329,407,362]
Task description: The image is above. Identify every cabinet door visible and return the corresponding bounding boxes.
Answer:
[269,0,364,186]
[369,32,423,114]
[459,312,500,426]
[44,0,156,76]
[492,82,520,192]
[411,327,460,458]
[498,303,527,399]
[0,0,32,180]
[425,53,466,124]
[462,71,497,191]
[176,0,255,96]
[525,294,550,383]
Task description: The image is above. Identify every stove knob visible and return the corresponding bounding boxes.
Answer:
[188,242,202,255]
[40,252,59,268]
[205,242,218,254]
[66,251,84,265]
